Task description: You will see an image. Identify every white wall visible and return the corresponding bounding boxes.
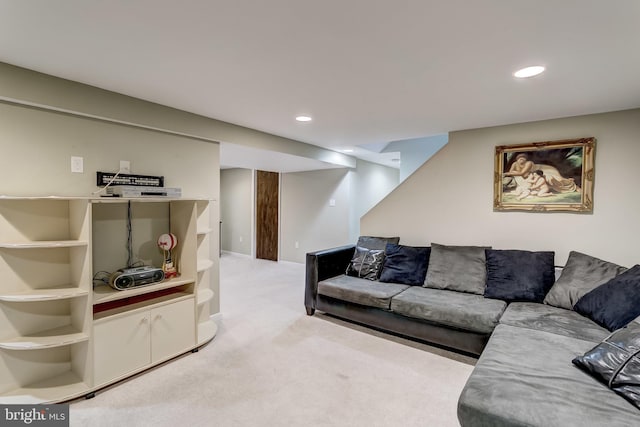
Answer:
[348,159,400,242]
[362,109,640,267]
[280,169,351,263]
[0,102,217,198]
[280,160,399,264]
[220,168,253,255]
[384,134,448,182]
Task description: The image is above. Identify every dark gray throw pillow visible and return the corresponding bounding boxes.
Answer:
[573,321,640,409]
[484,249,555,302]
[424,243,490,294]
[574,265,640,331]
[345,246,385,281]
[356,236,400,250]
[544,251,627,310]
[379,244,430,286]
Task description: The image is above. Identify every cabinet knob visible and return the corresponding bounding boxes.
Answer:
[141,317,148,324]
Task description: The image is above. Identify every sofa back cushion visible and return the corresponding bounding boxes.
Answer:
[356,236,400,250]
[574,264,640,331]
[424,243,490,294]
[484,249,555,303]
[544,251,627,310]
[379,244,430,286]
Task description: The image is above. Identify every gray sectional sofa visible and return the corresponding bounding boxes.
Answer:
[304,239,640,427]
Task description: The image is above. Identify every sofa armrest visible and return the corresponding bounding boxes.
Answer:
[305,244,355,314]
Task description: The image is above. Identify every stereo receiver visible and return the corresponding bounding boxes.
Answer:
[109,266,165,291]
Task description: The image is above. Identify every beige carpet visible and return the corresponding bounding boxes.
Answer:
[70,253,475,426]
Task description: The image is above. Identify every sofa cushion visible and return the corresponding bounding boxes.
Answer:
[345,246,385,280]
[499,302,609,343]
[318,275,410,310]
[544,251,627,310]
[574,265,640,331]
[573,321,640,410]
[424,243,490,295]
[379,244,430,286]
[390,287,506,334]
[484,249,555,303]
[458,324,640,427]
[356,235,400,250]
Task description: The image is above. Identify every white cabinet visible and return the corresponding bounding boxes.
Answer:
[93,296,195,387]
[0,197,217,403]
[150,297,195,362]
[94,310,151,386]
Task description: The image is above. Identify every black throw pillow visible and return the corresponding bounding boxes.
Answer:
[484,249,555,302]
[573,321,640,409]
[345,246,385,281]
[379,244,430,286]
[574,265,640,331]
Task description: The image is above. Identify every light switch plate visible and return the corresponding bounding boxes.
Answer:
[71,156,83,173]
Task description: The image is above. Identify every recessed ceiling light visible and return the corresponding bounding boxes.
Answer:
[513,66,545,78]
[295,115,312,122]
[341,149,354,153]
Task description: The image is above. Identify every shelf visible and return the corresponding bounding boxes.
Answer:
[197,288,214,305]
[92,277,195,305]
[0,195,88,200]
[0,371,89,404]
[0,287,88,302]
[197,259,214,272]
[94,290,192,321]
[0,240,89,249]
[197,319,218,345]
[197,227,213,235]
[0,325,89,350]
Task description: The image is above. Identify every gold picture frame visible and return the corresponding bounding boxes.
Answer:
[494,137,595,212]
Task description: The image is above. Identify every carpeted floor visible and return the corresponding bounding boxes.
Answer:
[70,253,475,426]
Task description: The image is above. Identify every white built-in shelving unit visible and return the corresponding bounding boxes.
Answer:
[0,196,217,403]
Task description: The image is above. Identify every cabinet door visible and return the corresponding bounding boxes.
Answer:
[94,311,151,386]
[150,298,195,363]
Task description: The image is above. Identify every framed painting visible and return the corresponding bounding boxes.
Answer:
[494,137,595,212]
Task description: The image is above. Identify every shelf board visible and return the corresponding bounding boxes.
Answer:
[0,287,88,302]
[197,319,218,345]
[0,371,89,404]
[92,276,195,305]
[0,325,89,350]
[0,240,89,249]
[197,288,214,305]
[197,259,214,272]
[197,227,213,235]
[91,197,186,204]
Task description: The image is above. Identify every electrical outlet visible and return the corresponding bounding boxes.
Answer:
[239,236,243,243]
[71,156,83,173]
[120,160,130,173]
[295,241,299,249]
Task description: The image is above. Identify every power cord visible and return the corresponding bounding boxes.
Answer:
[91,169,123,196]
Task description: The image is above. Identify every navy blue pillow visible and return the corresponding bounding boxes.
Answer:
[574,265,640,331]
[379,244,430,286]
[484,249,555,302]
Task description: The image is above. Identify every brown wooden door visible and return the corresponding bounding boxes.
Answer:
[256,170,279,261]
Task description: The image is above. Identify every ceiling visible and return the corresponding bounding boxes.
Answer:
[1,1,639,171]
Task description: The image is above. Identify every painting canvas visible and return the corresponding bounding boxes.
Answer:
[494,138,595,212]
